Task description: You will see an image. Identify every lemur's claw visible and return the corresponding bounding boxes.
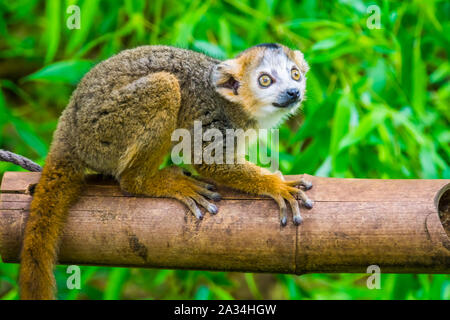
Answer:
[210,192,221,201]
[199,189,221,201]
[304,199,314,209]
[207,203,218,214]
[303,180,313,190]
[293,214,303,226]
[279,204,288,227]
[287,177,313,190]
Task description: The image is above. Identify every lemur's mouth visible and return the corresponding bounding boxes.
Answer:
[272,99,300,108]
[272,89,301,108]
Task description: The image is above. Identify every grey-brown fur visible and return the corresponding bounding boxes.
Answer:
[65,46,255,176]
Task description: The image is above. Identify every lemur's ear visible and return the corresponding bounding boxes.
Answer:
[211,59,241,98]
[293,50,309,74]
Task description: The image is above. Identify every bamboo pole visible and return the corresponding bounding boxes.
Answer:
[0,172,449,274]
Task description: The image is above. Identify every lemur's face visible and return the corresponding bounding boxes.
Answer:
[212,43,309,128]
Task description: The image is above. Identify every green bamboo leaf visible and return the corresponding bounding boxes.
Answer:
[244,273,263,299]
[194,285,211,300]
[10,118,48,157]
[391,274,415,300]
[218,18,232,55]
[338,107,389,151]
[419,145,438,178]
[125,0,145,14]
[150,0,163,44]
[284,275,301,299]
[103,268,129,300]
[23,60,94,85]
[411,41,427,116]
[315,156,332,177]
[153,270,174,287]
[309,45,356,63]
[391,111,425,145]
[330,94,352,156]
[367,59,387,93]
[1,288,18,300]
[282,18,345,30]
[441,279,450,300]
[209,284,234,300]
[0,87,9,130]
[430,63,449,84]
[44,0,61,64]
[192,40,226,59]
[292,131,330,174]
[311,32,350,51]
[303,71,324,112]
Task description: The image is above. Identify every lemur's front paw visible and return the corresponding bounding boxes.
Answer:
[266,175,313,226]
[120,166,221,220]
[174,175,222,220]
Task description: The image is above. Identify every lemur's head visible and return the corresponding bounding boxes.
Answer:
[212,43,309,128]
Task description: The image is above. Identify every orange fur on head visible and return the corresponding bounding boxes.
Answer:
[285,48,310,74]
[212,43,309,128]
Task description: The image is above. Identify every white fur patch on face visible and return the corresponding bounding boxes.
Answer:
[253,102,301,129]
[249,48,307,128]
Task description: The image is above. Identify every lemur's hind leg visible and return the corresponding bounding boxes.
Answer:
[117,72,220,219]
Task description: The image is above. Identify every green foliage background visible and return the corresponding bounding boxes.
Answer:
[0,0,449,300]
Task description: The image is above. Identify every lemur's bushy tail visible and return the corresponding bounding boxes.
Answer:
[19,149,84,300]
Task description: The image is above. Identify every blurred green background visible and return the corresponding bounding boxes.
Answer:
[0,0,449,300]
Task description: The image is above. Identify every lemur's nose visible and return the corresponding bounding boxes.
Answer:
[286,88,300,99]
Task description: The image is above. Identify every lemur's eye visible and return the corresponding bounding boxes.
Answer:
[291,68,301,81]
[258,74,273,87]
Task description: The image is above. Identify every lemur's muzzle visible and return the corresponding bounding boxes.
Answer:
[272,88,301,108]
